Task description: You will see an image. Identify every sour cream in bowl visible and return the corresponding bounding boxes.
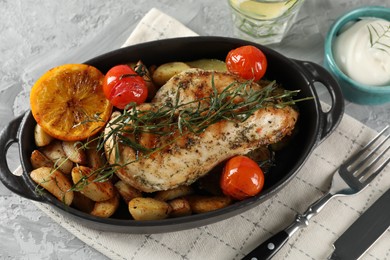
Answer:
[324,6,390,105]
[334,18,390,86]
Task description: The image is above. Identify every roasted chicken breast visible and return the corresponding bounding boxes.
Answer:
[104,69,299,192]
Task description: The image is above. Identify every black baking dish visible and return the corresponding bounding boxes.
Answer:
[0,36,344,233]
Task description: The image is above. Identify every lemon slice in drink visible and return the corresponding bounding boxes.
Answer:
[230,0,298,20]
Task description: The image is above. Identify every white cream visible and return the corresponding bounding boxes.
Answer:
[333,18,390,86]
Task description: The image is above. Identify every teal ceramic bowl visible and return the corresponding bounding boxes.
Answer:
[324,6,390,105]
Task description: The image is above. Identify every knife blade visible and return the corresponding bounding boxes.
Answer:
[329,188,390,260]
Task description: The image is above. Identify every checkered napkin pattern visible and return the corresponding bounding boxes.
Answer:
[31,8,390,260]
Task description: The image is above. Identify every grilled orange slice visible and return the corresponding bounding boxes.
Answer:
[30,64,112,141]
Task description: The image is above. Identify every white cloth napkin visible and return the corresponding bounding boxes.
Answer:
[31,8,390,260]
[122,8,198,46]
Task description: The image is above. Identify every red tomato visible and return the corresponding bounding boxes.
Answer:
[220,155,264,200]
[225,45,267,81]
[103,65,148,109]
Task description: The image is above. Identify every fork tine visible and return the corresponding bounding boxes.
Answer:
[356,143,390,182]
[363,157,390,184]
[351,132,390,174]
[346,126,389,171]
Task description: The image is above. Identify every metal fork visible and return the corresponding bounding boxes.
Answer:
[243,126,390,260]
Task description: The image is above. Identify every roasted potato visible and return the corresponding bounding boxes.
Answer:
[72,191,95,213]
[154,185,194,201]
[34,124,54,147]
[115,180,143,204]
[85,139,106,169]
[30,167,73,205]
[152,62,190,86]
[90,193,120,218]
[62,141,87,164]
[71,166,115,202]
[128,197,172,221]
[30,150,54,169]
[186,59,227,72]
[187,195,232,214]
[169,198,192,217]
[40,140,73,174]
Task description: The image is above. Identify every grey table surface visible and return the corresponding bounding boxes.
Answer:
[1,0,390,259]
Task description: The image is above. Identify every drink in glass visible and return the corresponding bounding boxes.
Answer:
[228,0,305,45]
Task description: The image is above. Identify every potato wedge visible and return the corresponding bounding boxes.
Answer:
[30,150,54,169]
[40,140,73,174]
[154,185,194,201]
[115,180,142,204]
[152,62,190,86]
[71,166,115,202]
[169,198,192,217]
[30,167,73,205]
[34,124,54,147]
[62,141,87,164]
[186,59,227,72]
[90,193,120,218]
[72,191,95,213]
[187,195,232,214]
[85,139,106,169]
[128,197,172,221]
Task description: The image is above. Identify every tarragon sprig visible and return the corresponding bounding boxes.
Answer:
[367,22,390,55]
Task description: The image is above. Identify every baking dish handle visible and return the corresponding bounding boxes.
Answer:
[0,114,43,201]
[294,60,344,141]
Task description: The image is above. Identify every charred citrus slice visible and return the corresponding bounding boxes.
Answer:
[30,64,112,141]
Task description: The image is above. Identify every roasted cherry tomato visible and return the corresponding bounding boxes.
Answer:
[103,65,148,109]
[220,155,264,200]
[225,45,267,81]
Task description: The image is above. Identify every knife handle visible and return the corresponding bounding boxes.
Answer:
[242,193,334,260]
[242,230,289,260]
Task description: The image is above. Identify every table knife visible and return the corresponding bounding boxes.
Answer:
[329,188,390,260]
[242,188,390,260]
